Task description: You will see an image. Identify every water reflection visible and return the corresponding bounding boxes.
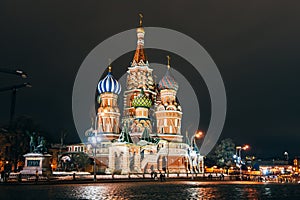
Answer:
[264,187,271,197]
[54,184,130,200]
[187,187,218,199]
[243,187,259,199]
[2,181,300,200]
[63,185,109,199]
[183,181,289,199]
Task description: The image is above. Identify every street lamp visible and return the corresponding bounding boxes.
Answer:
[91,131,99,182]
[190,130,204,178]
[0,83,32,125]
[236,145,250,179]
[0,68,27,78]
[190,130,204,149]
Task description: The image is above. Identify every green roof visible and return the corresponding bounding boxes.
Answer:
[118,122,133,143]
[132,88,152,108]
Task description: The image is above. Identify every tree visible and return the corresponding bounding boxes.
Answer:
[0,128,29,171]
[0,116,47,171]
[210,138,236,168]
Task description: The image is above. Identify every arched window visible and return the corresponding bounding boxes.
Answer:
[166,105,176,111]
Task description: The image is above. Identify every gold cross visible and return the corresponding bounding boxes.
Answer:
[139,13,143,26]
[108,58,112,72]
[167,55,171,69]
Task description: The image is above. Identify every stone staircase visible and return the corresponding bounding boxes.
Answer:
[140,154,157,170]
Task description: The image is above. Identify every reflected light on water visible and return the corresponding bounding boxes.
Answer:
[187,187,218,199]
[264,187,272,197]
[183,181,267,199]
[242,187,259,199]
[183,182,221,199]
[2,181,300,199]
[57,185,119,200]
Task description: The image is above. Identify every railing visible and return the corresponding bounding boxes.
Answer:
[158,147,186,156]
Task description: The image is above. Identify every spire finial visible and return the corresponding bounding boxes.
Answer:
[167,55,171,70]
[139,13,143,27]
[132,13,146,65]
[108,58,112,72]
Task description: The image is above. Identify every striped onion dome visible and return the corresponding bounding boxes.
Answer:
[97,66,121,95]
[158,68,178,91]
[132,89,152,108]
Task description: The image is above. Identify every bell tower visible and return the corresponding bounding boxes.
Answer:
[96,65,122,141]
[123,14,157,140]
[155,56,183,142]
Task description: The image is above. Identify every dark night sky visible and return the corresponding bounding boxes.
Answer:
[0,1,299,159]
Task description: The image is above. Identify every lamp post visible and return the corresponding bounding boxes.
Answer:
[166,139,170,177]
[91,114,100,182]
[1,68,29,125]
[94,142,96,182]
[190,131,204,149]
[91,131,99,182]
[0,83,32,125]
[236,145,249,179]
[190,131,204,179]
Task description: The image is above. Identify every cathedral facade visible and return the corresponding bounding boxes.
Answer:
[85,16,203,175]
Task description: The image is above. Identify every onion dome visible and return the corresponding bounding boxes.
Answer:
[158,56,179,91]
[132,89,152,108]
[98,66,121,95]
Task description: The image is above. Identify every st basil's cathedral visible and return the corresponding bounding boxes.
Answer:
[84,15,204,175]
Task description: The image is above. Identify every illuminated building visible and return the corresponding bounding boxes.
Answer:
[84,15,203,175]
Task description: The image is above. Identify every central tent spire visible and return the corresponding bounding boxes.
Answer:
[132,13,147,66]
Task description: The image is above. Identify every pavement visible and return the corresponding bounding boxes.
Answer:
[1,173,245,185]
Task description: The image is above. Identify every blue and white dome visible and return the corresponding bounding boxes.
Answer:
[97,67,121,95]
